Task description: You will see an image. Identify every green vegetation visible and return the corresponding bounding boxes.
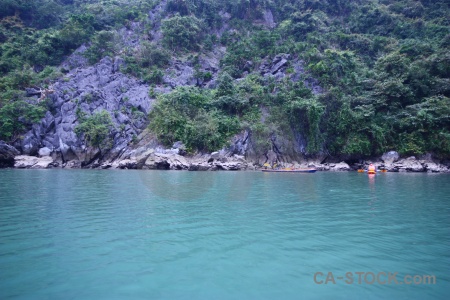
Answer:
[83,30,117,64]
[0,0,449,159]
[74,110,114,152]
[0,99,46,141]
[121,41,171,82]
[148,86,240,152]
[0,0,154,142]
[161,14,204,52]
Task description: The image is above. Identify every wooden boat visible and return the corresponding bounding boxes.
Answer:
[262,168,317,173]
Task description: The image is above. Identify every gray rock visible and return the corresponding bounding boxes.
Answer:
[16,6,332,171]
[164,153,190,170]
[115,159,138,169]
[290,60,323,94]
[134,149,155,168]
[14,155,54,169]
[38,147,52,157]
[0,141,19,168]
[419,153,433,161]
[64,160,82,169]
[172,141,185,149]
[101,162,113,169]
[224,130,250,157]
[215,159,247,171]
[61,44,89,70]
[210,152,221,160]
[381,151,400,164]
[424,162,449,173]
[233,154,245,162]
[273,72,286,80]
[14,155,39,168]
[394,157,425,172]
[143,153,190,170]
[21,55,153,166]
[270,58,288,75]
[329,161,351,171]
[163,62,196,87]
[113,56,125,73]
[263,9,275,28]
[259,59,271,75]
[162,148,180,155]
[206,79,218,89]
[188,161,211,171]
[31,156,54,169]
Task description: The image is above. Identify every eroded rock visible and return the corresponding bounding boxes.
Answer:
[382,151,400,164]
[32,156,55,169]
[64,160,82,169]
[0,141,19,168]
[21,56,153,166]
[329,161,351,171]
[394,157,425,172]
[14,155,54,169]
[143,153,190,170]
[38,147,52,157]
[424,162,449,173]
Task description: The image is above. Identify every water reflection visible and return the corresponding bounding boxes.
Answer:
[1,170,449,300]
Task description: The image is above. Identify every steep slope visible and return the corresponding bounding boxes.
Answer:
[0,0,449,169]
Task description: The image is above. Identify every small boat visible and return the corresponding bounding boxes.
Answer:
[262,168,317,173]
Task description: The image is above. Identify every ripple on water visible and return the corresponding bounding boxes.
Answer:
[0,170,449,299]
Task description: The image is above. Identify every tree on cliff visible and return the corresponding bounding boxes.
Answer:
[75,110,113,154]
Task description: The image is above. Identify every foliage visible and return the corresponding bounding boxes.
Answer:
[161,14,204,51]
[0,100,46,141]
[135,42,170,69]
[143,68,164,85]
[148,87,240,152]
[0,0,63,29]
[74,110,114,152]
[83,30,116,64]
[275,81,325,154]
[0,0,449,158]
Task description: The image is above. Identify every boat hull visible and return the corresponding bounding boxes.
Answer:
[261,169,317,173]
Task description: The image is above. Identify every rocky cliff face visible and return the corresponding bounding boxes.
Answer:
[7,3,320,169]
[227,54,325,165]
[0,140,19,168]
[3,6,448,173]
[17,56,153,165]
[13,27,318,169]
[11,50,448,172]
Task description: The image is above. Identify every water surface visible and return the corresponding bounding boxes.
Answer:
[0,170,449,299]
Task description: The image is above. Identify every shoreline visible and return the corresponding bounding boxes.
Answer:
[6,153,450,173]
[3,167,450,174]
[2,141,449,173]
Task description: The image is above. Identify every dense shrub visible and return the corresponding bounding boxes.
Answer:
[161,14,204,51]
[74,110,114,152]
[0,100,46,141]
[0,0,449,158]
[148,87,240,152]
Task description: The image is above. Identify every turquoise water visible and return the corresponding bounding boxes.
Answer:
[0,170,449,299]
